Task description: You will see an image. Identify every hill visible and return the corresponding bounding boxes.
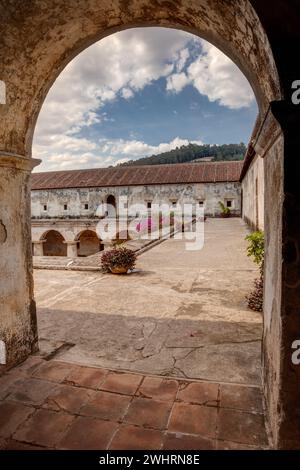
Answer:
[117,143,246,167]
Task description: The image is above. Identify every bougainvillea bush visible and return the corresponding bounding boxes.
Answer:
[101,247,137,273]
[136,218,155,233]
[135,213,175,235]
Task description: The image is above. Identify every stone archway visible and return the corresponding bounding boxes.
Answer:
[76,230,102,257]
[0,0,299,449]
[106,195,117,218]
[42,230,67,257]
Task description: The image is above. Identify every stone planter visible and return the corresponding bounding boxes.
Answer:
[110,266,129,274]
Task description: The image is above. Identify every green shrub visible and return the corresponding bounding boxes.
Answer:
[245,231,264,312]
[219,201,231,216]
[245,231,264,267]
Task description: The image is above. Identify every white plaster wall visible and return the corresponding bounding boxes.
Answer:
[242,155,264,230]
[31,182,241,219]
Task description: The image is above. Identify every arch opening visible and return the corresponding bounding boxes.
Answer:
[0,0,291,449]
[106,195,117,218]
[41,230,67,257]
[76,230,103,257]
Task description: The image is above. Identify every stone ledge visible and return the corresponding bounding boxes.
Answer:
[0,153,40,171]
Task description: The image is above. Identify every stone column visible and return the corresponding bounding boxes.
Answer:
[102,240,114,250]
[32,240,45,256]
[64,241,78,258]
[267,102,300,449]
[0,153,40,369]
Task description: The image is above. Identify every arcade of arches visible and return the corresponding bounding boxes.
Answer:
[33,229,103,258]
[0,0,300,449]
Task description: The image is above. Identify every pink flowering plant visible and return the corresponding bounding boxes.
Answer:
[135,212,176,236]
[101,247,137,273]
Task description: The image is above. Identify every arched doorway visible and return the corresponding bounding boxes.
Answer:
[77,230,103,256]
[1,0,298,449]
[42,230,67,257]
[106,195,117,218]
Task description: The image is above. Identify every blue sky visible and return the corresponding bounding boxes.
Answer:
[33,28,258,171]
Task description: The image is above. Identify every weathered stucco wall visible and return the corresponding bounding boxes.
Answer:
[31,182,241,220]
[262,134,284,448]
[242,154,264,230]
[0,156,39,368]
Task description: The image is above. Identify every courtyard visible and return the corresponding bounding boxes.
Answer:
[34,218,262,385]
[0,218,268,450]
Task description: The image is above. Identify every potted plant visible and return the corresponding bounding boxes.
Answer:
[100,246,137,274]
[219,201,231,218]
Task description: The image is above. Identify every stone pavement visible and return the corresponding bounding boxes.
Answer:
[34,218,262,385]
[0,356,269,450]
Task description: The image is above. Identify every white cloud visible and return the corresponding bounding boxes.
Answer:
[121,88,134,99]
[33,27,255,172]
[175,48,190,72]
[35,136,203,172]
[167,41,255,109]
[34,28,191,149]
[100,136,203,157]
[166,72,190,93]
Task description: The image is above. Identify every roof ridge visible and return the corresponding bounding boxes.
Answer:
[32,159,244,176]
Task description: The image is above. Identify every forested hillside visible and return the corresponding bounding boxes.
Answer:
[117,143,246,167]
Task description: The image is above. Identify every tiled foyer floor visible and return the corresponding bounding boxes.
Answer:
[0,356,268,450]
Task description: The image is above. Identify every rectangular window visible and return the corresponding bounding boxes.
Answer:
[147,201,152,209]
[64,204,68,211]
[226,200,232,208]
[198,200,204,207]
[43,204,47,211]
[84,203,89,210]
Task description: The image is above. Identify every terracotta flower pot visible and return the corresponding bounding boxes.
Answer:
[110,266,129,274]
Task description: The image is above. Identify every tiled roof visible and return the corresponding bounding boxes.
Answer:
[31,161,243,190]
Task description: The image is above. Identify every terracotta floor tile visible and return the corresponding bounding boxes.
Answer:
[0,438,7,449]
[219,384,263,413]
[7,378,57,406]
[124,397,172,430]
[5,439,48,450]
[14,357,45,376]
[33,361,73,383]
[80,390,131,421]
[138,377,178,402]
[168,403,217,438]
[163,432,216,450]
[59,416,118,450]
[177,381,219,406]
[218,408,268,447]
[43,384,94,414]
[13,409,74,448]
[100,372,143,395]
[110,424,163,450]
[0,373,25,400]
[64,366,107,389]
[0,401,34,438]
[216,439,262,450]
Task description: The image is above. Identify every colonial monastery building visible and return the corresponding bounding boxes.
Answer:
[31,158,262,257]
